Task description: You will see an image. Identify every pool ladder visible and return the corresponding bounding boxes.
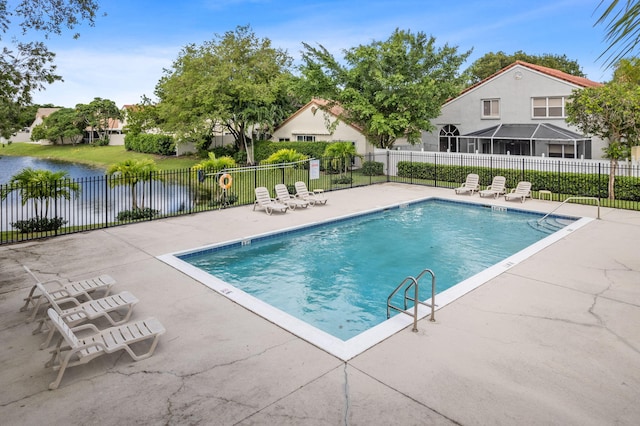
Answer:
[386,269,437,332]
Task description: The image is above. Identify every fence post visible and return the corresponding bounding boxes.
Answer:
[103,175,108,228]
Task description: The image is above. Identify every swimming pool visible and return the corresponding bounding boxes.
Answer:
[159,197,591,360]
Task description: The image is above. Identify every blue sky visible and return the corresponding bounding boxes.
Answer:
[21,0,614,108]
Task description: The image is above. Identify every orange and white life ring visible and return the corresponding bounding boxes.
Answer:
[218,173,233,190]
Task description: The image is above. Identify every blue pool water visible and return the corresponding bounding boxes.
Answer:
[180,199,575,340]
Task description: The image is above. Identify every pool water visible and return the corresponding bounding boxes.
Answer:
[180,199,575,340]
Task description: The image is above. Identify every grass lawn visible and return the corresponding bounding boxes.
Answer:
[0,142,201,171]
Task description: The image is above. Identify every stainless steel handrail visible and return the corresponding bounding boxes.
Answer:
[386,269,437,332]
[537,196,600,224]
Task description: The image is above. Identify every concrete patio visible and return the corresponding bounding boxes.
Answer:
[1,183,639,425]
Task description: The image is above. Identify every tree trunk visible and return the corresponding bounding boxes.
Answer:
[608,158,617,201]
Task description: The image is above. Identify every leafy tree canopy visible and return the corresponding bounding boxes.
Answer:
[299,28,471,149]
[75,97,121,144]
[155,25,298,164]
[31,107,84,144]
[0,1,101,137]
[463,51,585,85]
[566,82,640,199]
[612,57,640,83]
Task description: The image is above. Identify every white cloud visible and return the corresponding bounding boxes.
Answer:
[31,46,178,107]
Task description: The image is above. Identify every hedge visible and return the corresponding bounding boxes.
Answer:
[397,161,640,201]
[125,133,176,156]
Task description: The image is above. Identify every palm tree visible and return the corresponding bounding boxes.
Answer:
[324,142,362,177]
[596,0,640,68]
[1,168,80,220]
[107,159,159,210]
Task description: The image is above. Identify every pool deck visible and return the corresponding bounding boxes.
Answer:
[1,183,639,425]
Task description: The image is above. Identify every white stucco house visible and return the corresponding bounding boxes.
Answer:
[270,99,375,156]
[420,61,606,159]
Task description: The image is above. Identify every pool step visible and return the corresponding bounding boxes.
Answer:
[528,217,570,234]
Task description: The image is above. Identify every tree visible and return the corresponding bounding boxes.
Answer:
[155,25,297,164]
[463,51,585,85]
[612,57,640,83]
[124,95,162,135]
[31,107,84,144]
[299,29,470,149]
[107,159,159,211]
[324,142,362,177]
[0,1,101,137]
[0,168,80,231]
[595,0,640,68]
[76,97,122,145]
[566,83,640,200]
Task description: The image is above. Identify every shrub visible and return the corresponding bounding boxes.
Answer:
[116,208,159,221]
[125,133,175,155]
[12,217,67,233]
[332,176,353,184]
[361,161,384,176]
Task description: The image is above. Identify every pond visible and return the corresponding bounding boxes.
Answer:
[0,155,105,184]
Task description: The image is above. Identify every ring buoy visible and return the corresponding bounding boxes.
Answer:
[219,173,233,190]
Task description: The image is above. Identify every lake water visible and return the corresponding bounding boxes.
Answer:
[0,155,105,184]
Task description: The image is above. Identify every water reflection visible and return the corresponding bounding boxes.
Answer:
[0,156,194,232]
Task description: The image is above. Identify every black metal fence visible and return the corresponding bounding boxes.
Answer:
[2,152,639,245]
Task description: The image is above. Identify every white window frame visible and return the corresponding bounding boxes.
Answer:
[296,135,316,142]
[481,99,500,118]
[532,96,566,118]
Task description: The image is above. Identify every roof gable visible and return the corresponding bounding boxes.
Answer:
[448,60,603,105]
[274,98,362,132]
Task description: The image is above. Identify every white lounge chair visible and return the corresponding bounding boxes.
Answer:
[505,181,532,203]
[21,266,115,321]
[275,184,309,210]
[45,308,165,390]
[454,173,480,195]
[32,282,139,349]
[253,186,289,215]
[294,181,327,205]
[479,176,507,199]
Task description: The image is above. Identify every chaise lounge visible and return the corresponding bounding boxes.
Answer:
[275,184,309,210]
[21,266,115,321]
[45,308,165,390]
[454,173,480,195]
[294,181,327,205]
[253,186,289,215]
[505,181,532,203]
[479,176,507,199]
[32,282,139,349]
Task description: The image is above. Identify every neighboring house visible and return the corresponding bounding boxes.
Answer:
[420,61,605,159]
[10,106,129,146]
[271,99,374,156]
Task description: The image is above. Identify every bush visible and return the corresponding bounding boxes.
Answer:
[116,208,160,221]
[361,161,384,176]
[332,176,353,184]
[12,217,67,233]
[125,133,176,155]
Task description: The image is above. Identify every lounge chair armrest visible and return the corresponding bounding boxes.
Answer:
[70,322,100,333]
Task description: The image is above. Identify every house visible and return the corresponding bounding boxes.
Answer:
[419,61,605,159]
[270,99,374,156]
[9,106,129,146]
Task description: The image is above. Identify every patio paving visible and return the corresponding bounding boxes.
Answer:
[0,183,638,425]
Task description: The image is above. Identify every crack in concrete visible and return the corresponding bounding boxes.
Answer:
[343,362,350,426]
[350,365,463,425]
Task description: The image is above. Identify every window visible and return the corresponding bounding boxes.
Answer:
[532,97,566,118]
[278,137,290,142]
[482,99,500,118]
[296,135,315,142]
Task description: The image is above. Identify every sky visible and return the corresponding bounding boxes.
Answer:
[13,0,616,108]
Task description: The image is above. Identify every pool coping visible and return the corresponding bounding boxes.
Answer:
[157,196,594,361]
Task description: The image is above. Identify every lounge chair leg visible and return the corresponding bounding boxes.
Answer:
[20,286,38,312]
[49,352,73,390]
